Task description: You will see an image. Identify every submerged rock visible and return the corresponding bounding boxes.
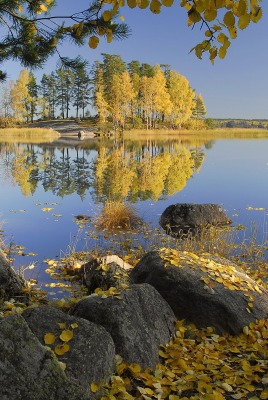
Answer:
[160,203,232,236]
[130,249,268,335]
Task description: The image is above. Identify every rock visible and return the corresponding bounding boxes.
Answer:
[0,314,89,400]
[0,249,26,301]
[71,283,176,369]
[160,203,232,236]
[75,214,90,221]
[22,305,115,392]
[80,255,131,293]
[130,249,268,335]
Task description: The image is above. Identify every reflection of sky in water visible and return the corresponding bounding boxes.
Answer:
[0,138,267,295]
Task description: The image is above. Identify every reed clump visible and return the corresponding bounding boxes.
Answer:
[0,128,60,143]
[94,200,142,231]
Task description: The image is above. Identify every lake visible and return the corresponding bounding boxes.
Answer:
[0,133,267,297]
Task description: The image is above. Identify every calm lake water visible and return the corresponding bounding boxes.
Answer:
[0,134,268,296]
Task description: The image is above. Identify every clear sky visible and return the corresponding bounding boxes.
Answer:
[1,1,267,119]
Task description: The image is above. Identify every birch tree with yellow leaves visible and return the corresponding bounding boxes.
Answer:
[168,71,195,128]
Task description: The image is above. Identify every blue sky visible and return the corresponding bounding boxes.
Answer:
[1,1,267,119]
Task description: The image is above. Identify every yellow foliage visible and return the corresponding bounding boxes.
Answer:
[44,332,56,345]
[59,329,74,342]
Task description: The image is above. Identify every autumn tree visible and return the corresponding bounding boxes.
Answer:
[10,69,31,122]
[92,62,109,124]
[168,70,195,128]
[151,66,172,123]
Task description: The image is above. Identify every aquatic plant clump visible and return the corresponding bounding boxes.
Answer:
[94,200,142,231]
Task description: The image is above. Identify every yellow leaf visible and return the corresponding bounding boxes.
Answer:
[54,343,70,355]
[59,329,73,342]
[223,11,235,27]
[58,322,66,329]
[119,15,125,21]
[127,0,137,8]
[177,359,189,371]
[138,0,149,8]
[44,332,56,345]
[40,4,48,12]
[88,36,99,49]
[90,382,99,393]
[260,389,268,399]
[188,8,201,23]
[228,26,237,39]
[238,13,250,29]
[222,382,233,392]
[162,0,174,6]
[18,5,23,12]
[150,0,161,14]
[251,6,262,23]
[102,10,112,21]
[204,9,217,22]
[71,323,78,329]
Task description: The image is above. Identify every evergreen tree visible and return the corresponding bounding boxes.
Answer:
[27,72,39,122]
[55,68,74,119]
[73,65,91,119]
[192,94,207,119]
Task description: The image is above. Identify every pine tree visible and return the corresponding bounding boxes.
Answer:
[72,65,91,119]
[192,94,207,119]
[27,72,39,122]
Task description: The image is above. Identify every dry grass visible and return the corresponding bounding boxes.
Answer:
[0,128,60,143]
[94,200,142,231]
[123,128,268,139]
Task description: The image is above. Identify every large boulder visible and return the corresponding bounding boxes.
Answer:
[22,305,115,393]
[0,314,89,400]
[130,249,268,335]
[0,249,26,301]
[71,283,176,369]
[160,203,232,236]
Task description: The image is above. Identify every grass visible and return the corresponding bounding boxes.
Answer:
[123,128,268,138]
[94,200,143,231]
[0,127,60,143]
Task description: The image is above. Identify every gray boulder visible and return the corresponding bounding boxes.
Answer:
[0,314,89,400]
[160,203,232,236]
[0,249,26,301]
[71,283,176,369]
[130,250,268,335]
[22,305,115,392]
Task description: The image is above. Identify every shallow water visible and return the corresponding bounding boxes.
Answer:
[0,134,267,297]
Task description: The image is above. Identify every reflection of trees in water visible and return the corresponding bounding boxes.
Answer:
[92,140,205,202]
[0,143,92,199]
[0,140,206,201]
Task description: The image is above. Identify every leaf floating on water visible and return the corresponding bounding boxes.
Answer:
[41,207,54,212]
